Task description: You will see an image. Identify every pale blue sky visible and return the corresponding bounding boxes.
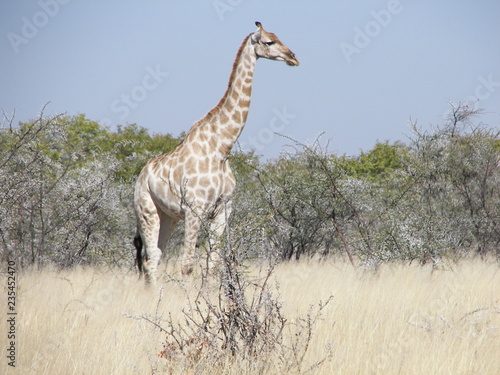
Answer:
[1,1,499,159]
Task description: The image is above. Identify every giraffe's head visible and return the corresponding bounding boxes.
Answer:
[251,22,299,67]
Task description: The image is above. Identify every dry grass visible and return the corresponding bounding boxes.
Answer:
[1,259,499,374]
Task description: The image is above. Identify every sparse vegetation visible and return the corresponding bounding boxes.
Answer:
[1,100,499,373]
[1,100,498,267]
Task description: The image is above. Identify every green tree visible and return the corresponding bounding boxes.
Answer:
[12,114,183,182]
[337,141,407,180]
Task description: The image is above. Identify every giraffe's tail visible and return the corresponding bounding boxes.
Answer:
[133,232,143,275]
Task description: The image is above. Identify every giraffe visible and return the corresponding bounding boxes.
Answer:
[133,22,299,284]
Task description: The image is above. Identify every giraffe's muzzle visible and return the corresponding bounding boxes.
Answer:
[286,52,299,66]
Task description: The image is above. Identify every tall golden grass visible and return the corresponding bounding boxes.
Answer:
[2,258,499,374]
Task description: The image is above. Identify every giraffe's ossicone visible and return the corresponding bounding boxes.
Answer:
[134,22,298,284]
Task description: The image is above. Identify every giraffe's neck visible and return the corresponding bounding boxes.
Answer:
[186,34,256,157]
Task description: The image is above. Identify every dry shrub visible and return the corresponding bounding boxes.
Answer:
[129,245,332,374]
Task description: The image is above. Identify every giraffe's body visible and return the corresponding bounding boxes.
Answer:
[134,22,298,283]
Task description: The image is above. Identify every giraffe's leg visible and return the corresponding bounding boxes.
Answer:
[181,210,201,276]
[136,203,162,285]
[208,200,232,272]
[158,213,178,253]
[157,213,178,276]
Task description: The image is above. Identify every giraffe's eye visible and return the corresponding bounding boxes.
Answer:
[263,41,275,46]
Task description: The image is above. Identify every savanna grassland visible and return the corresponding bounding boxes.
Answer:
[2,259,499,375]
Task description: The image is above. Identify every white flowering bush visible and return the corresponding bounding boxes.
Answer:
[0,109,135,267]
[242,101,499,263]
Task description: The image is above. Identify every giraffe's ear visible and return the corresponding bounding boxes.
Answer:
[251,23,262,44]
